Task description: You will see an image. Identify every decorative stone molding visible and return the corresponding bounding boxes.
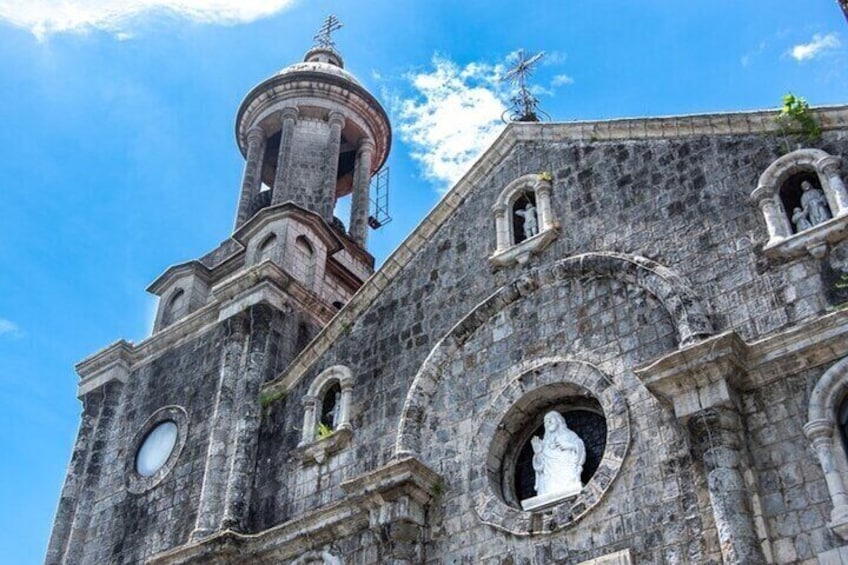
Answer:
[126,406,189,494]
[635,332,768,564]
[296,365,354,463]
[751,148,848,259]
[148,457,442,565]
[805,355,848,540]
[394,252,712,459]
[490,173,558,267]
[634,331,747,421]
[468,358,629,536]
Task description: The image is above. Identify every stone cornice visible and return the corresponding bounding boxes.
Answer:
[635,308,848,418]
[232,202,344,255]
[147,457,442,564]
[261,105,848,399]
[146,261,215,296]
[76,262,335,397]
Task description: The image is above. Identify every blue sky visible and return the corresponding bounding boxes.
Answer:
[0,1,844,562]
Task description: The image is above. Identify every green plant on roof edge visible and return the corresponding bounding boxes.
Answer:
[775,93,821,150]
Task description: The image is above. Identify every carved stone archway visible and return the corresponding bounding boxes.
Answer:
[394,251,713,458]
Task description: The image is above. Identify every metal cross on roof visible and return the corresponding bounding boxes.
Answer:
[501,49,548,122]
[313,15,344,49]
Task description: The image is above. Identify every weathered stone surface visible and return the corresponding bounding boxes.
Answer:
[46,39,848,565]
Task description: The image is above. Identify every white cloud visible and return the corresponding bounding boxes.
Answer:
[789,33,841,61]
[543,51,568,66]
[551,74,574,87]
[0,318,21,337]
[397,55,509,192]
[0,0,297,40]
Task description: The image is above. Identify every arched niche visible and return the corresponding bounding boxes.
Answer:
[752,148,848,259]
[804,355,848,540]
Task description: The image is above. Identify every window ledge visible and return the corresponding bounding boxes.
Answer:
[294,426,352,465]
[764,213,848,260]
[489,227,558,268]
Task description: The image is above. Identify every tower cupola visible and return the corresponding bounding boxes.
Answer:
[232,16,391,249]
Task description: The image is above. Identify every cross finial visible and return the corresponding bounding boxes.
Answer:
[501,49,547,122]
[313,15,344,49]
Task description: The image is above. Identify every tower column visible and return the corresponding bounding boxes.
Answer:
[349,139,375,246]
[234,126,267,228]
[271,107,299,205]
[322,111,346,220]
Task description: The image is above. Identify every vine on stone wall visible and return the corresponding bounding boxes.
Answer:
[775,93,821,152]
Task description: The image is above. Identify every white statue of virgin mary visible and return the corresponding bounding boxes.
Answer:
[523,411,585,509]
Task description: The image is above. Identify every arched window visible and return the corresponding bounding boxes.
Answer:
[297,366,354,463]
[805,355,848,540]
[320,381,342,430]
[257,232,277,262]
[161,288,185,327]
[295,235,316,287]
[490,173,558,267]
[752,149,847,259]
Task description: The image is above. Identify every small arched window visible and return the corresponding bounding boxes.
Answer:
[161,288,185,327]
[320,381,342,430]
[300,365,353,462]
[295,235,316,287]
[804,356,848,540]
[257,233,277,262]
[490,173,558,267]
[838,396,848,457]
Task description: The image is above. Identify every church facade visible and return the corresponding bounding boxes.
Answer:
[46,34,848,565]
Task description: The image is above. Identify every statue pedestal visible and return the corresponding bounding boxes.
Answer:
[520,486,581,511]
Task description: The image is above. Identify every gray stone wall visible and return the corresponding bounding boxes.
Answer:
[48,304,319,564]
[744,367,842,564]
[287,118,335,219]
[252,131,848,562]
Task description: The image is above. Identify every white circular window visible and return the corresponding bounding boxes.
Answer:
[136,420,178,477]
[126,406,188,493]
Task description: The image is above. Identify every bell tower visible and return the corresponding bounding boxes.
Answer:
[233,15,391,248]
[46,20,392,564]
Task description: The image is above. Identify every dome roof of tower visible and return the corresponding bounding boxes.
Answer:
[275,60,361,86]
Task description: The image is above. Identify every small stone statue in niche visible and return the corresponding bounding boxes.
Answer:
[792,206,812,233]
[529,411,585,502]
[329,390,341,429]
[515,201,539,239]
[800,180,832,227]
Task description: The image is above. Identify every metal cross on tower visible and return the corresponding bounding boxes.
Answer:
[501,49,548,122]
[313,15,344,49]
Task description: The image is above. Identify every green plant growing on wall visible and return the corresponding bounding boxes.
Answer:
[259,388,286,419]
[259,387,286,408]
[775,93,821,151]
[316,421,334,439]
[835,272,848,310]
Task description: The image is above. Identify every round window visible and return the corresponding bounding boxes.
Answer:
[135,420,178,477]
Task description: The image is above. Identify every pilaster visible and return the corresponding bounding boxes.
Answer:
[322,111,346,221]
[349,139,375,246]
[235,127,267,229]
[272,107,299,206]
